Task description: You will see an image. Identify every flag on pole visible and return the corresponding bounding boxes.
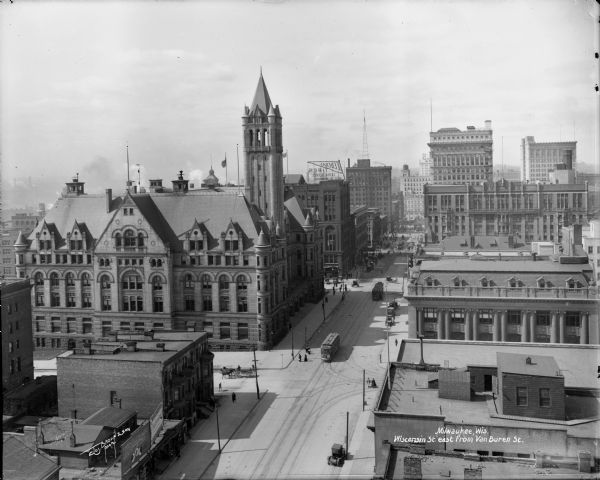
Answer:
[222,154,227,168]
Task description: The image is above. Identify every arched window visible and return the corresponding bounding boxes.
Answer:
[81,273,92,308]
[152,276,163,312]
[100,258,105,267]
[35,273,45,306]
[66,273,76,307]
[202,274,212,311]
[184,274,194,289]
[237,276,248,312]
[151,259,156,267]
[50,273,60,307]
[115,233,122,248]
[100,274,112,311]
[121,273,143,311]
[219,275,230,312]
[249,129,253,147]
[137,232,145,247]
[124,230,136,248]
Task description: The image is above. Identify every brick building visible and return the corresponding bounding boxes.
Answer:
[0,207,44,280]
[405,258,599,345]
[428,121,493,185]
[496,353,565,421]
[15,73,323,352]
[399,164,430,220]
[57,331,213,421]
[424,180,588,244]
[1,279,34,392]
[286,178,354,277]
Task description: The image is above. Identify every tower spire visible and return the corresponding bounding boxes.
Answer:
[362,110,369,160]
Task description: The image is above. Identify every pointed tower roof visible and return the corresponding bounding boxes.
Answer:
[14,230,27,247]
[256,227,269,247]
[251,72,273,115]
[303,211,313,228]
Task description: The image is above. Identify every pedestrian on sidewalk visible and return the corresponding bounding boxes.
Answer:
[232,392,236,403]
[304,354,307,362]
[218,382,222,392]
[395,339,398,347]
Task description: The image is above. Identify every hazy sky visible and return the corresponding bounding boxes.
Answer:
[1,0,598,209]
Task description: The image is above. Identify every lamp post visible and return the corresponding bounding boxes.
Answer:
[386,328,391,390]
[252,348,260,400]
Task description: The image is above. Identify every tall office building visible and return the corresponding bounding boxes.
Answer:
[429,121,493,185]
[346,159,392,230]
[521,136,577,183]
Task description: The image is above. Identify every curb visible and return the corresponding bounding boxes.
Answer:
[194,388,269,480]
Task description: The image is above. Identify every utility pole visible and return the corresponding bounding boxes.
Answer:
[346,411,349,458]
[291,328,294,358]
[252,348,260,400]
[216,403,221,453]
[387,329,391,390]
[362,370,365,411]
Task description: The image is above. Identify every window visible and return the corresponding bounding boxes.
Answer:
[185,295,195,312]
[219,276,230,312]
[51,317,61,333]
[516,387,528,406]
[238,322,249,340]
[237,276,248,312]
[152,276,164,312]
[184,274,194,289]
[101,274,112,311]
[220,322,231,339]
[50,272,59,287]
[123,230,136,248]
[67,317,76,333]
[539,388,551,407]
[203,321,213,338]
[82,318,92,334]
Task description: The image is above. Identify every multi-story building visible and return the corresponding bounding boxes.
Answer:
[1,279,34,392]
[424,180,588,244]
[399,164,430,220]
[286,178,355,278]
[351,205,369,270]
[0,207,44,279]
[521,136,576,183]
[429,121,493,185]
[346,158,393,230]
[405,258,599,344]
[16,73,323,352]
[583,219,600,283]
[57,330,213,421]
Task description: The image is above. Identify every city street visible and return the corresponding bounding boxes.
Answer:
[160,253,409,479]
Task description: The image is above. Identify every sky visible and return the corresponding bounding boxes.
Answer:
[1,0,598,210]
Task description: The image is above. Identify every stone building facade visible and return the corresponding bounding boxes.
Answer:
[428,121,493,185]
[15,74,323,352]
[346,158,392,230]
[405,258,599,345]
[521,136,576,183]
[424,180,588,244]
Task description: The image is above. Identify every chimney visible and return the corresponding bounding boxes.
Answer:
[347,158,350,168]
[69,422,76,447]
[484,120,492,130]
[105,189,112,213]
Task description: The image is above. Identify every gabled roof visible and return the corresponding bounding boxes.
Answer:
[130,194,182,251]
[251,73,273,115]
[28,194,124,244]
[284,195,308,233]
[3,433,60,480]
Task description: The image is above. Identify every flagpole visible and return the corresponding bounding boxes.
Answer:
[225,153,228,186]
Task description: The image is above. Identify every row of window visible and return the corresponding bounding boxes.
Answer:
[516,387,551,407]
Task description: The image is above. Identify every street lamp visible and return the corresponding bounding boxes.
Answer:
[386,328,391,390]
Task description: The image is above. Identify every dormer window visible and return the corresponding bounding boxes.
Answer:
[480,277,488,287]
[426,276,433,287]
[453,276,460,287]
[508,277,518,288]
[537,277,546,288]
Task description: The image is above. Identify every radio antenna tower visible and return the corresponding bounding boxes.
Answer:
[362,110,369,159]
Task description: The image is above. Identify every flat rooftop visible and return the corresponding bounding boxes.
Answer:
[497,352,561,378]
[399,340,599,389]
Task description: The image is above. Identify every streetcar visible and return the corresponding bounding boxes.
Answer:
[372,281,384,301]
[321,332,341,362]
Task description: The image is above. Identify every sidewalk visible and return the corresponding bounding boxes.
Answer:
[156,387,267,480]
[212,290,344,371]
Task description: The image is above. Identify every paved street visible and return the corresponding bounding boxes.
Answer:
[158,253,409,480]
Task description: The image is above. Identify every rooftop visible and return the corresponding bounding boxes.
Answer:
[82,407,136,429]
[399,339,598,389]
[497,352,562,378]
[3,433,60,480]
